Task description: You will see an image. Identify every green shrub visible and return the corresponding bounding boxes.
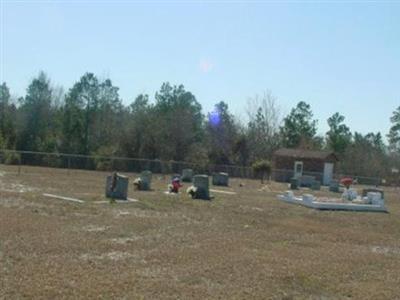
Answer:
[186,144,209,174]
[42,155,62,168]
[92,146,116,171]
[95,160,112,171]
[252,160,272,183]
[0,134,4,149]
[4,152,21,165]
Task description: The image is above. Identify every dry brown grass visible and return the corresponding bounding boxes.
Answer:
[1,165,400,299]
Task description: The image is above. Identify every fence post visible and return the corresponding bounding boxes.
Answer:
[67,157,71,175]
[18,153,21,175]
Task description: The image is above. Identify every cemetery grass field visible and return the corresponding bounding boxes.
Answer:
[1,165,400,299]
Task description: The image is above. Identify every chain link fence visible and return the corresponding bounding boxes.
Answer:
[0,149,389,186]
[0,149,255,178]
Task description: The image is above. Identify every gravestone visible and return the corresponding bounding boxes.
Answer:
[290,178,299,190]
[181,169,194,182]
[329,180,340,192]
[303,194,315,204]
[106,173,129,200]
[193,175,210,200]
[342,188,358,201]
[310,180,321,190]
[212,172,229,186]
[362,188,384,199]
[367,192,384,206]
[140,170,152,190]
[284,190,294,199]
[300,175,315,187]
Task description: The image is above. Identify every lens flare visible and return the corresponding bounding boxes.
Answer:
[209,110,221,127]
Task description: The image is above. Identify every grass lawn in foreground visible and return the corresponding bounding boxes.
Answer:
[1,165,400,299]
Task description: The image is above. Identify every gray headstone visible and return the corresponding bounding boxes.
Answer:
[300,175,315,187]
[140,170,152,190]
[362,188,384,199]
[181,169,194,182]
[106,174,129,200]
[290,178,299,190]
[212,172,229,186]
[329,180,340,192]
[310,180,321,190]
[193,175,210,200]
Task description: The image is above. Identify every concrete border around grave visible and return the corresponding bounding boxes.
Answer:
[277,191,387,212]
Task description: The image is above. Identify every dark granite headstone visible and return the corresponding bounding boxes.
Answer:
[329,180,340,192]
[140,170,152,190]
[212,172,229,186]
[193,175,210,200]
[106,174,129,200]
[290,178,299,190]
[181,169,194,182]
[311,180,321,190]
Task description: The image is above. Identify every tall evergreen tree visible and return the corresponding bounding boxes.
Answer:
[0,82,17,149]
[122,94,158,159]
[280,101,318,148]
[206,101,238,165]
[154,83,204,161]
[388,106,400,153]
[340,132,388,177]
[62,73,123,155]
[326,112,351,154]
[17,72,55,152]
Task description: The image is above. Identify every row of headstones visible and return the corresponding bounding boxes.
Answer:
[181,170,230,200]
[182,169,229,186]
[105,171,152,200]
[290,176,321,190]
[106,169,229,200]
[291,178,359,192]
[290,178,385,200]
[190,171,230,200]
[328,180,384,198]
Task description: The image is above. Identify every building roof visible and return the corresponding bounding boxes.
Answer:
[274,148,338,161]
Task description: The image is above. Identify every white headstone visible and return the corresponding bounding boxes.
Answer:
[302,194,314,204]
[368,192,383,206]
[342,188,358,201]
[284,191,294,199]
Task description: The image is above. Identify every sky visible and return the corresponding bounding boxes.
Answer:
[1,0,399,137]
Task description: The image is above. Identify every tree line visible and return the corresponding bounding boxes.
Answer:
[0,72,399,180]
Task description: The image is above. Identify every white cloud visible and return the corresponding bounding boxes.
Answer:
[199,59,213,73]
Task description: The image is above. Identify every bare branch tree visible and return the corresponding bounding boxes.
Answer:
[246,90,282,161]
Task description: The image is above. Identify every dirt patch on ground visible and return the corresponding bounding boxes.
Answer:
[80,251,143,262]
[371,246,400,255]
[82,225,110,232]
[0,182,39,193]
[110,236,141,244]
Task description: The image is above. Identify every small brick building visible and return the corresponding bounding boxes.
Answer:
[272,148,338,185]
